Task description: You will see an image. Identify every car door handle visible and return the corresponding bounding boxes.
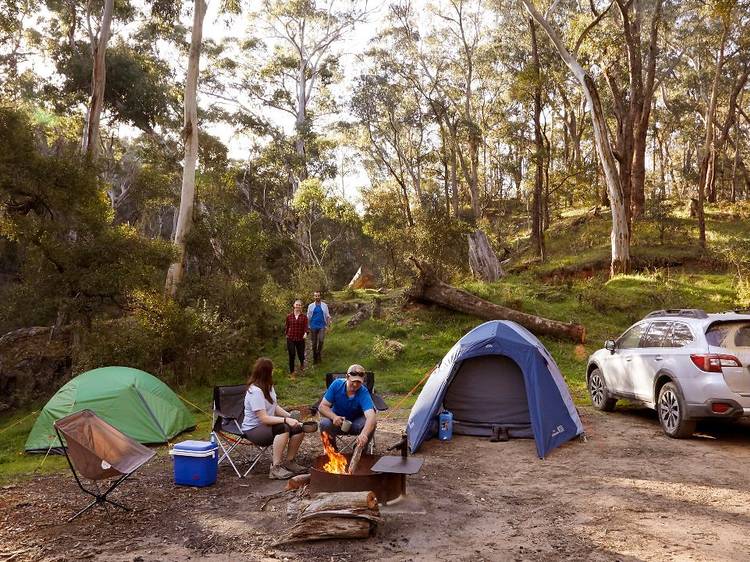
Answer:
[625,357,632,362]
[655,355,663,361]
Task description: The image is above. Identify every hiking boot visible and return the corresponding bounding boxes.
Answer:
[269,464,294,480]
[283,460,309,474]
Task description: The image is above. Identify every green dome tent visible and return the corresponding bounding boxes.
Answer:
[25,366,195,452]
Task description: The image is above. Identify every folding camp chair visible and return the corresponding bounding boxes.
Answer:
[53,409,155,522]
[211,385,269,478]
[312,372,389,454]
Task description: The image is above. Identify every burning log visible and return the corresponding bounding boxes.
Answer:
[407,258,586,343]
[348,444,364,474]
[275,491,381,545]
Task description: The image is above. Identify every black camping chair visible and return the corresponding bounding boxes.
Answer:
[312,372,388,454]
[53,410,155,522]
[211,385,269,478]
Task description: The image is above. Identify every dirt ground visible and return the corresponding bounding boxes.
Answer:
[2,406,750,562]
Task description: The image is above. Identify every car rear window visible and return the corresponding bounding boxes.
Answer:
[706,321,750,348]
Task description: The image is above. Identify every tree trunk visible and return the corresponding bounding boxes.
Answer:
[731,90,743,202]
[81,0,114,159]
[164,0,207,297]
[467,229,503,282]
[697,20,730,248]
[530,18,545,260]
[521,0,630,276]
[408,259,586,343]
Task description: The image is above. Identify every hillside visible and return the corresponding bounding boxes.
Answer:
[1,203,748,479]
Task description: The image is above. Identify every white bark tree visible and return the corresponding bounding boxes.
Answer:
[259,0,370,180]
[81,0,114,159]
[520,0,630,275]
[165,0,208,297]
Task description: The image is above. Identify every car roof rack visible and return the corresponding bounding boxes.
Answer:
[645,309,708,319]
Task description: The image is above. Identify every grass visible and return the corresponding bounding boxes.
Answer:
[1,203,747,481]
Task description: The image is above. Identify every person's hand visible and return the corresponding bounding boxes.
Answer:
[303,332,308,339]
[333,415,344,427]
[356,432,368,448]
[285,417,300,428]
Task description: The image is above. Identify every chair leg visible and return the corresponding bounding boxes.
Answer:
[215,432,242,478]
[68,498,98,522]
[241,447,268,478]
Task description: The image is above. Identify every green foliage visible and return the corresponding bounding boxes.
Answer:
[76,290,245,387]
[0,108,173,332]
[52,40,177,131]
[371,335,404,362]
[362,185,472,284]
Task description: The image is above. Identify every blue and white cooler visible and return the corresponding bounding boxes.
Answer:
[170,440,218,487]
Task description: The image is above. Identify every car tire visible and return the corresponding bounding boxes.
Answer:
[657,382,696,438]
[588,368,617,412]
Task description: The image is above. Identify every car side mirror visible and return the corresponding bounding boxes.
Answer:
[605,339,616,353]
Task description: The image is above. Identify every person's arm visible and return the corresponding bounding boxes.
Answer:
[318,398,344,426]
[284,315,289,337]
[307,303,313,322]
[357,409,377,447]
[273,404,300,427]
[303,314,309,336]
[324,303,332,329]
[256,408,297,427]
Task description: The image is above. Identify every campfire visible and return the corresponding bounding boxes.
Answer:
[309,433,422,505]
[320,432,348,474]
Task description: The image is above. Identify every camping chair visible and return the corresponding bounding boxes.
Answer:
[312,372,389,454]
[211,385,269,478]
[53,409,155,522]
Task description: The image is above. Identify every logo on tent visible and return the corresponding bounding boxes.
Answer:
[551,425,565,437]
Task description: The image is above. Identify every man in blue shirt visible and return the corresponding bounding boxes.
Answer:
[318,364,377,449]
[307,291,332,364]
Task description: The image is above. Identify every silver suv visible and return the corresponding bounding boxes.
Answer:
[586,309,750,437]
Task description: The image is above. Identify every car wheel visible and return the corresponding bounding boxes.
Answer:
[657,382,696,438]
[588,368,617,412]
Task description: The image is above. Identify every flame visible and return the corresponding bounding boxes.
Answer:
[320,432,348,474]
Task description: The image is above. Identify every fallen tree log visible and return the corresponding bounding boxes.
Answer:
[275,491,380,545]
[408,258,586,343]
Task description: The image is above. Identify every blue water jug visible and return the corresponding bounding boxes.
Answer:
[438,410,453,441]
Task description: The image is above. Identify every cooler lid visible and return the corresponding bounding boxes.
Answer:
[172,440,216,453]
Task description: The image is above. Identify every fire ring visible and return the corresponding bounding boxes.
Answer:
[308,454,405,504]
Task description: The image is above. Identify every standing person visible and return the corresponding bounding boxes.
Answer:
[307,291,332,364]
[285,299,308,376]
[240,357,308,479]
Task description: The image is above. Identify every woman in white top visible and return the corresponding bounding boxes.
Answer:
[241,357,307,480]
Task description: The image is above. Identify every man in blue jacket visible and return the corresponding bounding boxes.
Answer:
[307,291,332,364]
[318,365,377,449]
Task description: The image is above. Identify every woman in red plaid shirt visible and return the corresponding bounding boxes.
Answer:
[285,299,308,376]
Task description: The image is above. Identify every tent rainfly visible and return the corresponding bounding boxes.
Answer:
[25,366,195,452]
[407,320,584,458]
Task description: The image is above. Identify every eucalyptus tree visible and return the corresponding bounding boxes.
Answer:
[80,0,115,159]
[165,0,208,297]
[0,0,41,98]
[253,0,370,181]
[520,0,630,276]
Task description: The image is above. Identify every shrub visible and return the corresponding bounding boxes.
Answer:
[371,336,404,362]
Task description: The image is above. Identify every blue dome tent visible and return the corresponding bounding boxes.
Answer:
[407,320,584,458]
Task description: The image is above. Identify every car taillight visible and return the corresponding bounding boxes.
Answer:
[690,354,742,372]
